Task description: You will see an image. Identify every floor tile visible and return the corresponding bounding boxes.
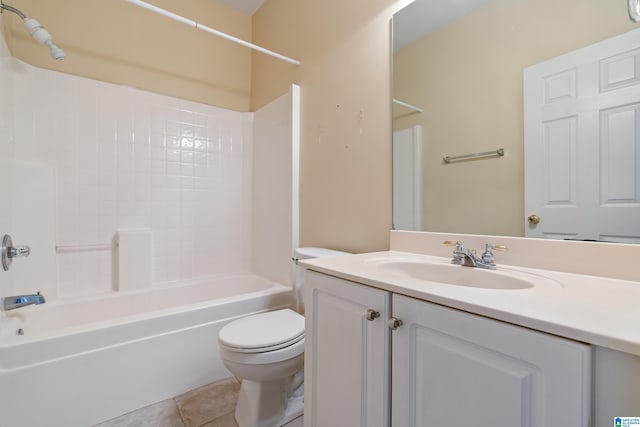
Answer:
[94,399,184,427]
[199,411,239,427]
[175,377,241,427]
[282,415,304,427]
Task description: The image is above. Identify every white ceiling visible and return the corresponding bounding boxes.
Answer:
[393,0,492,51]
[221,0,265,15]
[221,0,493,40]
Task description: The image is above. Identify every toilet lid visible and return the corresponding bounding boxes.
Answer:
[219,308,305,353]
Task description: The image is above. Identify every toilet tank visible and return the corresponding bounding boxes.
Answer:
[291,247,351,314]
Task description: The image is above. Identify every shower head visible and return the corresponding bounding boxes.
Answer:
[46,40,66,61]
[22,17,65,60]
[0,2,65,60]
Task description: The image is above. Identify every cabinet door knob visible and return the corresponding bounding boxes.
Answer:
[366,309,380,321]
[388,317,403,330]
[528,214,541,225]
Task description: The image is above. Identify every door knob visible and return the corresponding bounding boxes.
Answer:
[388,317,403,330]
[528,214,541,225]
[366,309,380,321]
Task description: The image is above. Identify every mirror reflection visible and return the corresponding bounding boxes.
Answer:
[392,0,639,242]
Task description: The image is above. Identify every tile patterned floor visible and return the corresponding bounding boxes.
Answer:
[94,378,241,427]
[94,377,304,427]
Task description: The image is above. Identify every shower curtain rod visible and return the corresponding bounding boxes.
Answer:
[126,0,301,65]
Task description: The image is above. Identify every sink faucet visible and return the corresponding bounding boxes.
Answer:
[3,291,46,311]
[444,241,507,269]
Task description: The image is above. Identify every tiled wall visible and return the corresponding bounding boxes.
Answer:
[1,52,254,300]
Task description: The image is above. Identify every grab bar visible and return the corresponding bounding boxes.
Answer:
[443,148,504,164]
[56,243,112,253]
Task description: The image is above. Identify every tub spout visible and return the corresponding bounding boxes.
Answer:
[3,291,46,311]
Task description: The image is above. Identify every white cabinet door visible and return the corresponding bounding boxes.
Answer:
[392,294,591,427]
[303,271,391,427]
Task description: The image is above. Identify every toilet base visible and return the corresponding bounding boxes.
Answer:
[280,384,304,426]
[234,380,304,427]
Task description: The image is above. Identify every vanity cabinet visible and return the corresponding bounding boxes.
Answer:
[392,293,590,426]
[303,270,391,427]
[304,270,591,427]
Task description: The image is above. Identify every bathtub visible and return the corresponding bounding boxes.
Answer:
[0,274,295,427]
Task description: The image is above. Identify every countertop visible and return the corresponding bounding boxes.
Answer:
[301,250,640,356]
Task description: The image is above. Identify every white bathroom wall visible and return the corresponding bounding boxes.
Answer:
[0,24,14,294]
[251,86,299,286]
[2,56,254,302]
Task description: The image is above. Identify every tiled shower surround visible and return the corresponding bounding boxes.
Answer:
[1,54,254,300]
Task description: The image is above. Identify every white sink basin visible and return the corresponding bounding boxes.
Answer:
[367,258,557,290]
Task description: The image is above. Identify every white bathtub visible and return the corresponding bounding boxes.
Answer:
[0,274,295,427]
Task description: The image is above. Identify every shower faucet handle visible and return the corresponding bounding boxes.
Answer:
[9,245,31,258]
[1,234,31,271]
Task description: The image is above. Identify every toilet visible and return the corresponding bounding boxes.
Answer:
[218,248,349,427]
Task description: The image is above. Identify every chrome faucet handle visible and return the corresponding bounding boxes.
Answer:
[486,243,508,252]
[481,243,508,265]
[444,241,466,264]
[443,240,463,249]
[1,234,31,271]
[9,245,31,258]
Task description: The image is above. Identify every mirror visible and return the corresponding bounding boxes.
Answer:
[392,0,638,241]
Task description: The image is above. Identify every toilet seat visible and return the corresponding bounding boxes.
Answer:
[220,333,304,353]
[219,308,305,354]
[221,336,305,366]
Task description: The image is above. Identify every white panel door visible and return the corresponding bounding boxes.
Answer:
[303,271,390,427]
[393,125,423,231]
[392,294,591,427]
[524,29,640,242]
